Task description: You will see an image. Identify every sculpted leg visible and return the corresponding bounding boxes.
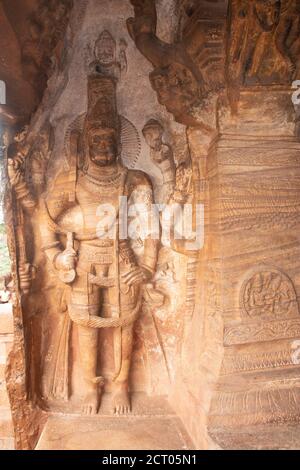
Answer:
[78,324,100,415]
[70,268,102,416]
[112,324,134,415]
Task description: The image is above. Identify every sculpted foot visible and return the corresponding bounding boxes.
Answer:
[82,387,100,416]
[112,382,131,415]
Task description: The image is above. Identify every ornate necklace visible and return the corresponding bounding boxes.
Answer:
[84,171,122,187]
[82,165,125,188]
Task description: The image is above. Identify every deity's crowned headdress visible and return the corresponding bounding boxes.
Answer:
[84,73,119,135]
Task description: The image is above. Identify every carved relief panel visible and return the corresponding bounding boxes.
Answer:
[241,269,299,320]
[4,4,203,448]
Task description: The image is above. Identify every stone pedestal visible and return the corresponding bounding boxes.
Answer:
[36,395,194,450]
[208,90,300,439]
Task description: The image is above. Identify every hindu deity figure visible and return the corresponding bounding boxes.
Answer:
[39,73,158,415]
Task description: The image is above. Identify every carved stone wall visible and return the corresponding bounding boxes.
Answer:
[2,0,200,450]
[208,90,300,438]
[0,0,299,451]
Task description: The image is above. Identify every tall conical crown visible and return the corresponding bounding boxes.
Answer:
[85,73,119,134]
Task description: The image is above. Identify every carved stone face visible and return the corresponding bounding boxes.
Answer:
[95,31,116,65]
[150,63,199,118]
[143,125,163,151]
[254,0,281,31]
[88,128,118,166]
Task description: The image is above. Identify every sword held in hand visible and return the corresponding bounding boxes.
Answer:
[58,232,77,284]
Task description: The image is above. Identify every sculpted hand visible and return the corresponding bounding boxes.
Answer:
[18,264,32,294]
[54,251,77,272]
[122,266,147,287]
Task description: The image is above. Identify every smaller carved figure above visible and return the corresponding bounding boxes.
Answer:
[87,31,128,80]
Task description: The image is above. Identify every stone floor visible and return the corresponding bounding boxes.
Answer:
[36,395,195,450]
[210,424,300,450]
[2,301,300,451]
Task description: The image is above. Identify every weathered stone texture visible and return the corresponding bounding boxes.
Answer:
[0,0,299,450]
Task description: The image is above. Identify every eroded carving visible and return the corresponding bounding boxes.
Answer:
[227,0,300,109]
[21,0,73,97]
[127,0,203,125]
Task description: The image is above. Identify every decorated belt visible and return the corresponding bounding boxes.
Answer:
[79,252,114,265]
[78,242,114,265]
